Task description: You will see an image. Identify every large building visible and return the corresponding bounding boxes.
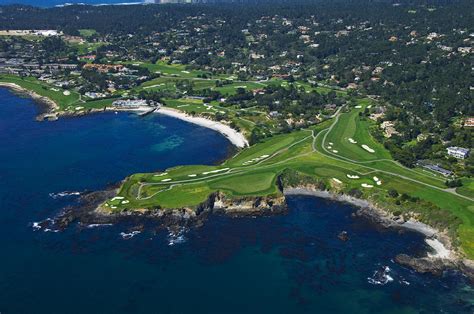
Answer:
[447,147,470,159]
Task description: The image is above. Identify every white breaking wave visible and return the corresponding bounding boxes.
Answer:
[49,191,82,199]
[167,227,188,246]
[120,230,141,239]
[367,266,394,285]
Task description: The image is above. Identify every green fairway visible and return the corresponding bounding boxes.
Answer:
[324,104,391,162]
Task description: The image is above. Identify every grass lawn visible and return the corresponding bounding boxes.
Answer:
[457,178,474,199]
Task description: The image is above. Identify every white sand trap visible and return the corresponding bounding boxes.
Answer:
[332,178,342,184]
[202,169,228,174]
[348,138,357,144]
[347,174,360,179]
[188,174,197,177]
[111,206,117,209]
[355,105,362,109]
[161,179,172,182]
[367,105,372,109]
[121,200,130,204]
[181,70,190,74]
[111,196,125,201]
[361,145,375,153]
[373,176,382,185]
[75,106,84,110]
[426,238,451,259]
[177,104,189,108]
[63,90,71,96]
[261,155,270,158]
[332,150,338,153]
[361,183,374,188]
[329,142,334,145]
[154,172,168,177]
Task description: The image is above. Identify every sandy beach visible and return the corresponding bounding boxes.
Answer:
[157,107,249,148]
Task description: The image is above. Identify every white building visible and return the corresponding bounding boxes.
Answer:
[447,147,470,159]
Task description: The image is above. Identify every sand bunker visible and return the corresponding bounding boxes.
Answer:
[361,145,375,153]
[243,155,271,165]
[202,168,230,175]
[348,138,357,144]
[361,183,373,188]
[332,178,342,184]
[347,174,360,179]
[373,176,382,185]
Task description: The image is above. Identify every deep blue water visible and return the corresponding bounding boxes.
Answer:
[0,87,473,313]
[0,0,134,7]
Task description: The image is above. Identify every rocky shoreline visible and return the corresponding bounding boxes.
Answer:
[40,181,474,281]
[284,186,474,281]
[0,82,59,119]
[49,187,288,232]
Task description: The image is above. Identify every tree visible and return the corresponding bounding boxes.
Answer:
[388,189,399,198]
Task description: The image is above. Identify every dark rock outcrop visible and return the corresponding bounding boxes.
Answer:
[395,254,455,276]
[338,231,349,242]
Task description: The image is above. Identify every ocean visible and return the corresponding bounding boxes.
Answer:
[0,87,473,313]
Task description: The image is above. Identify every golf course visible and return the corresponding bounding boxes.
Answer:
[105,100,474,259]
[1,63,473,259]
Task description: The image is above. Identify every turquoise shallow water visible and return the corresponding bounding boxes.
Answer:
[0,87,473,313]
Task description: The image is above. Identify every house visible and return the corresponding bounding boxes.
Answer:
[83,64,124,73]
[112,99,149,108]
[422,164,453,177]
[447,147,470,159]
[269,111,281,118]
[380,121,399,138]
[464,117,474,127]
